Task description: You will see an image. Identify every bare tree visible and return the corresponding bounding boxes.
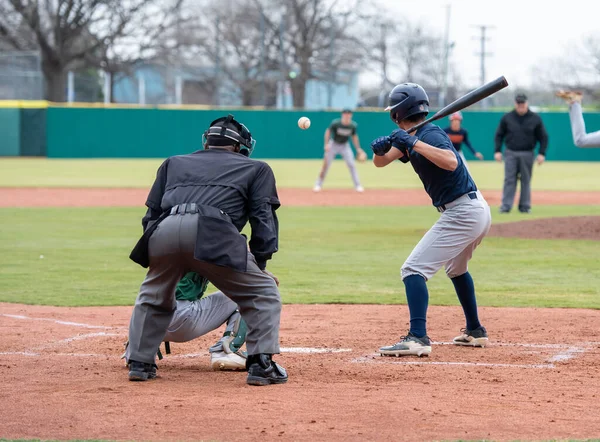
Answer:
[178,0,281,106]
[363,18,460,107]
[532,34,600,101]
[0,0,175,101]
[256,0,369,108]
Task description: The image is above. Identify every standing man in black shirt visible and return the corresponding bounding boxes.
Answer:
[494,94,549,213]
[127,114,287,386]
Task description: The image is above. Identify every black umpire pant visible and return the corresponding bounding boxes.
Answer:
[500,149,535,212]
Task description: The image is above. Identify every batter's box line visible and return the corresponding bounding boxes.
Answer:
[351,355,556,369]
[352,341,595,369]
[0,346,353,359]
[0,313,125,330]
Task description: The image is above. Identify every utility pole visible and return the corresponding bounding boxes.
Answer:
[260,9,266,106]
[215,16,221,106]
[472,25,494,108]
[440,4,452,107]
[327,18,335,109]
[378,23,388,108]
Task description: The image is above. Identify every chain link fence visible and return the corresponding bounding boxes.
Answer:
[0,51,44,100]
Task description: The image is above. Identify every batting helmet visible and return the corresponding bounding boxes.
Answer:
[385,83,429,123]
[450,111,463,121]
[202,114,256,156]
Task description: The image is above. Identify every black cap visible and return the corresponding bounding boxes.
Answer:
[342,108,353,114]
[515,93,527,103]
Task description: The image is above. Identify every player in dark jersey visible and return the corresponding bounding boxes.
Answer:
[443,112,483,170]
[370,84,492,357]
[313,109,366,192]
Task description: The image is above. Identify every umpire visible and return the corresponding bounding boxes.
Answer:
[494,93,548,213]
[127,114,287,386]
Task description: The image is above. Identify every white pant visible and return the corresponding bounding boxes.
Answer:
[401,191,492,280]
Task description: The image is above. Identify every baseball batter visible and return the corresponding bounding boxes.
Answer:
[313,109,367,192]
[443,111,484,170]
[556,90,600,147]
[370,83,491,357]
[123,272,248,371]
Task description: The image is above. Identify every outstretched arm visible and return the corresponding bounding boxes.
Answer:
[569,102,600,148]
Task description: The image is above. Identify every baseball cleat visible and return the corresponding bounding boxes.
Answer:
[210,350,247,371]
[453,326,488,347]
[246,354,288,386]
[379,333,432,357]
[355,185,365,193]
[128,360,157,381]
[313,184,322,192]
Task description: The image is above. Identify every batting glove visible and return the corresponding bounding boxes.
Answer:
[390,129,418,153]
[370,136,392,156]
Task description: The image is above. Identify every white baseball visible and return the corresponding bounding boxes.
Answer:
[298,116,311,130]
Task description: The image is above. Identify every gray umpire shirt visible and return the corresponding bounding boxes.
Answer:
[141,148,280,270]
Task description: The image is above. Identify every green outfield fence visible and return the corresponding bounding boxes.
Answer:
[1,101,600,161]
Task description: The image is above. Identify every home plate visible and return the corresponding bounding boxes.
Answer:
[281,347,352,354]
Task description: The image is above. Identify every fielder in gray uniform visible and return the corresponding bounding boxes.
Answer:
[370,83,491,357]
[556,90,600,148]
[127,114,287,386]
[123,272,248,371]
[313,109,367,192]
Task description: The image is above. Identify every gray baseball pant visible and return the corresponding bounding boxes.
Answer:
[500,149,535,212]
[316,141,361,188]
[401,191,492,280]
[127,213,281,365]
[164,293,239,343]
[570,102,600,147]
[124,292,240,360]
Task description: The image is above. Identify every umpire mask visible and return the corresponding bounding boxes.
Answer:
[202,114,256,157]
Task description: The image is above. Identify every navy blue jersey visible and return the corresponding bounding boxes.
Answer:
[408,123,477,207]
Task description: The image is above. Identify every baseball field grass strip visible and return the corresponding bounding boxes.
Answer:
[1,158,599,191]
[1,205,599,308]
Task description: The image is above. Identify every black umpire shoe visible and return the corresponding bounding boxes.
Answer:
[246,354,288,386]
[128,360,157,381]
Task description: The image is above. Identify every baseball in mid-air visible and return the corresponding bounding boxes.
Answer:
[298,116,311,130]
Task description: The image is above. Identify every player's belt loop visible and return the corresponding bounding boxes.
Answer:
[436,192,477,213]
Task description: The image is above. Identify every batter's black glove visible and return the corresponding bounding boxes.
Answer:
[371,136,392,156]
[390,129,418,153]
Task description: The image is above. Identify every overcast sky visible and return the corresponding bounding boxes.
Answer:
[360,0,600,91]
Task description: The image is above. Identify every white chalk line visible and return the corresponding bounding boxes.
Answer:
[1,346,351,359]
[2,313,597,367]
[433,341,579,349]
[351,355,556,369]
[29,332,124,352]
[0,313,123,330]
[281,347,352,354]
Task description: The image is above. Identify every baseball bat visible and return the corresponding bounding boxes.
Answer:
[407,76,509,133]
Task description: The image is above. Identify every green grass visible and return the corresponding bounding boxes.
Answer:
[1,158,600,191]
[1,205,599,308]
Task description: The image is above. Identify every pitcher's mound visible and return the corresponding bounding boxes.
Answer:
[489,216,600,240]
